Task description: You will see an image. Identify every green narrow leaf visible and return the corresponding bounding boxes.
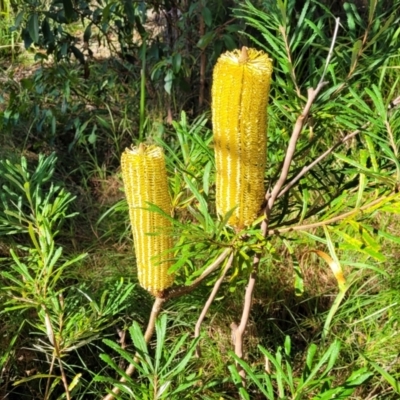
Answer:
[259,346,291,389]
[14,374,58,385]
[365,85,386,117]
[350,40,362,72]
[356,150,368,208]
[99,352,139,382]
[129,322,152,368]
[303,343,317,381]
[155,314,167,371]
[367,359,400,393]
[28,223,40,252]
[345,367,373,386]
[378,229,400,245]
[275,348,285,398]
[228,365,250,400]
[229,354,273,399]
[182,175,210,223]
[283,240,304,296]
[325,340,341,372]
[28,13,39,43]
[163,335,197,377]
[62,0,74,22]
[222,34,236,50]
[202,161,212,196]
[164,70,174,95]
[160,332,190,374]
[197,31,215,49]
[84,24,92,43]
[172,53,182,74]
[284,336,291,357]
[70,46,85,65]
[124,0,135,24]
[344,2,356,32]
[364,13,395,51]
[301,340,340,388]
[300,188,309,223]
[322,290,347,340]
[364,135,379,172]
[201,7,212,27]
[368,0,377,23]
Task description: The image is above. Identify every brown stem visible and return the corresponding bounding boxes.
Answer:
[57,352,71,400]
[164,248,232,300]
[266,82,327,214]
[44,354,56,400]
[194,252,234,357]
[233,220,267,378]
[43,308,71,400]
[102,296,166,400]
[278,125,364,198]
[269,191,396,235]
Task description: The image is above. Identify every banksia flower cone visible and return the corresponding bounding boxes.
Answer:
[212,47,272,229]
[121,144,174,296]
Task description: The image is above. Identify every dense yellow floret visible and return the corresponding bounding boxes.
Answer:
[212,47,273,229]
[121,144,174,296]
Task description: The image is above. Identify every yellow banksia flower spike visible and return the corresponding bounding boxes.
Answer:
[121,144,174,296]
[212,47,273,229]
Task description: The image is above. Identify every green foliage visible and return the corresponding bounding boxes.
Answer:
[0,0,19,60]
[0,153,76,235]
[11,0,240,101]
[96,314,203,399]
[237,0,400,93]
[229,337,373,399]
[0,154,137,398]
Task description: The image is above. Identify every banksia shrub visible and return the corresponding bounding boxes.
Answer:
[212,47,273,229]
[121,144,174,296]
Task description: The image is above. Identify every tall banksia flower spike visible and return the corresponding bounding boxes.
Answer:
[212,47,273,230]
[121,144,174,296]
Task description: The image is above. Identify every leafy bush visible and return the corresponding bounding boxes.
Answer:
[1,0,400,399]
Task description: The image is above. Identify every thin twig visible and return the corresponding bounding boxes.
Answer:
[269,191,396,235]
[319,18,340,86]
[266,82,328,214]
[233,219,267,372]
[194,252,234,357]
[44,353,57,400]
[278,125,364,198]
[43,308,71,400]
[164,248,232,300]
[103,296,166,400]
[57,352,71,400]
